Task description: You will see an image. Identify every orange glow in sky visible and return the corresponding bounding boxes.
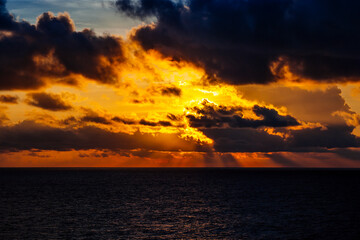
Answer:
[1,1,360,167]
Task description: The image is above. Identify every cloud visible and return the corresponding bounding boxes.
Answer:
[289,125,359,149]
[131,98,155,104]
[139,119,172,127]
[80,115,112,125]
[0,0,123,90]
[79,152,110,158]
[111,116,136,125]
[204,128,286,152]
[0,120,201,152]
[160,86,181,96]
[60,109,176,127]
[201,124,360,152]
[167,113,181,121]
[180,99,360,152]
[239,86,354,125]
[28,151,50,158]
[185,99,299,128]
[142,84,182,100]
[79,109,112,125]
[116,0,360,84]
[26,92,72,111]
[0,106,8,124]
[0,94,18,104]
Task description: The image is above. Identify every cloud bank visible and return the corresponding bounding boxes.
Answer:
[0,120,200,152]
[116,0,360,84]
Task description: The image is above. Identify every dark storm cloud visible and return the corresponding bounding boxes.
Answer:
[201,125,360,152]
[26,92,72,111]
[186,100,299,128]
[185,100,360,152]
[0,120,199,152]
[0,0,123,90]
[205,128,286,152]
[252,105,300,127]
[0,94,18,104]
[290,125,359,149]
[116,0,360,84]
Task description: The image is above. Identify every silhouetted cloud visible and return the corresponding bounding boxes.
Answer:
[0,0,123,90]
[78,109,112,125]
[289,125,359,149]
[139,119,157,126]
[78,152,109,158]
[111,116,136,124]
[239,86,353,125]
[61,116,77,125]
[160,86,181,96]
[81,115,112,125]
[0,120,200,152]
[204,128,286,152]
[0,94,18,104]
[158,120,172,127]
[185,100,299,128]
[167,113,181,121]
[139,119,172,127]
[116,0,360,84]
[26,92,72,111]
[201,124,360,152]
[63,110,120,126]
[61,112,175,127]
[131,98,155,104]
[184,99,360,152]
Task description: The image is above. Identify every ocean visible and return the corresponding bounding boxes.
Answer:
[1,168,359,239]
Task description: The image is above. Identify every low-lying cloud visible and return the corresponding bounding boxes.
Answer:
[0,120,200,152]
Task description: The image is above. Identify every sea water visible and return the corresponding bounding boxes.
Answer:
[1,168,359,239]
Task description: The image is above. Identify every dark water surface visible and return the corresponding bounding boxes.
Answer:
[1,168,360,239]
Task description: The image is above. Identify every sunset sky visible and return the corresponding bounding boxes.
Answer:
[1,0,360,167]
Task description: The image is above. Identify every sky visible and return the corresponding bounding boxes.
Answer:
[1,0,360,167]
